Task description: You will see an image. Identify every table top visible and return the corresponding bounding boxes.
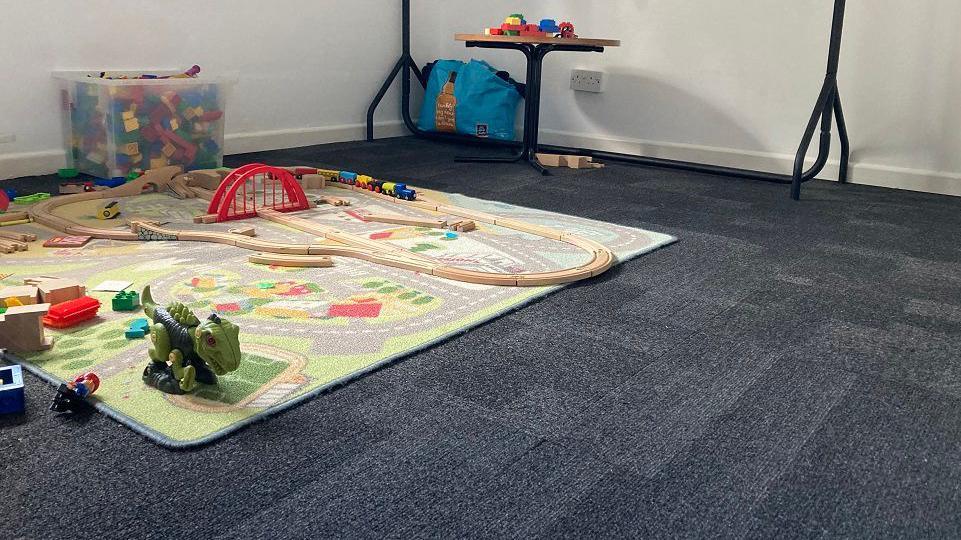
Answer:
[455,34,620,47]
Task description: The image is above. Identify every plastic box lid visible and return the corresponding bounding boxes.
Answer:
[52,70,238,86]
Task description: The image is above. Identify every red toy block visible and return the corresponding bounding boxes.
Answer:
[42,296,101,329]
[487,28,504,35]
[0,190,8,212]
[293,167,318,176]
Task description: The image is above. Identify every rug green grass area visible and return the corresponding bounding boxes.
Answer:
[2,186,675,448]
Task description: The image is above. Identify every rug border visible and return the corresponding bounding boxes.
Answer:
[2,202,677,450]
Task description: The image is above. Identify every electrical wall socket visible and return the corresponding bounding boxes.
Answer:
[0,133,14,144]
[570,69,604,93]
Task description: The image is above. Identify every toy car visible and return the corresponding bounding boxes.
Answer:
[96,201,120,220]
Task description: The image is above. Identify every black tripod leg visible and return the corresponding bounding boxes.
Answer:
[367,57,406,141]
[834,93,850,183]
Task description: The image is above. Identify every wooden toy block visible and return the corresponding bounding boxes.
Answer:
[299,174,326,189]
[366,214,448,229]
[193,214,219,224]
[24,278,86,305]
[121,142,140,156]
[149,157,169,169]
[535,153,604,169]
[123,117,140,133]
[228,226,256,237]
[248,254,334,268]
[122,110,136,121]
[0,303,53,352]
[0,286,38,306]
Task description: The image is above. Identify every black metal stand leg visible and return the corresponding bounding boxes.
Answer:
[834,94,850,183]
[455,44,536,166]
[367,57,407,141]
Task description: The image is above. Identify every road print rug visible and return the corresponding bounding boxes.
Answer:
[2,184,675,447]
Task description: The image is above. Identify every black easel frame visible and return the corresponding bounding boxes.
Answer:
[367,0,850,200]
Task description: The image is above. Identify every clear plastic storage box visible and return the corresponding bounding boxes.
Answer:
[55,71,232,179]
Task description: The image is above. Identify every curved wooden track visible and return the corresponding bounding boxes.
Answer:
[26,166,616,287]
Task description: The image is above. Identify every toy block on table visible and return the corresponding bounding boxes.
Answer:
[0,286,39,306]
[42,235,92,248]
[0,304,53,353]
[299,174,326,189]
[112,290,140,312]
[0,365,25,415]
[42,296,101,329]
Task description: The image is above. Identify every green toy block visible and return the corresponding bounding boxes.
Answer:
[57,168,79,179]
[112,290,141,312]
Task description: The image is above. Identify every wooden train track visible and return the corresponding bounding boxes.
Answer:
[25,166,616,287]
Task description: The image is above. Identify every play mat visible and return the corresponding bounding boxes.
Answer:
[2,173,674,447]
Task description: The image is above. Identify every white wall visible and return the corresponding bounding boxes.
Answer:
[3,1,959,196]
[412,0,961,196]
[0,0,406,178]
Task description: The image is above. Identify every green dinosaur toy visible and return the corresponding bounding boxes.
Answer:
[141,286,242,394]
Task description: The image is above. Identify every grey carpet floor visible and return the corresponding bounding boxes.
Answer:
[4,137,961,538]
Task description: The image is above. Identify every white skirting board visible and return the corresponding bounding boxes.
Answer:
[539,129,961,198]
[4,122,960,198]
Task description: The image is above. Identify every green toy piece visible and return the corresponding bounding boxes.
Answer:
[112,290,140,311]
[141,286,242,394]
[13,193,51,205]
[58,168,79,179]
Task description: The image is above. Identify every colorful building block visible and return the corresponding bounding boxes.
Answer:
[0,365,25,415]
[42,296,101,329]
[112,290,141,311]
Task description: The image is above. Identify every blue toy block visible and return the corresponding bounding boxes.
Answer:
[3,188,15,200]
[539,19,560,33]
[125,318,150,339]
[125,329,146,339]
[93,177,127,188]
[445,232,459,239]
[0,364,25,415]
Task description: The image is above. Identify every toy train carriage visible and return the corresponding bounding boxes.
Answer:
[336,170,416,200]
[338,171,359,185]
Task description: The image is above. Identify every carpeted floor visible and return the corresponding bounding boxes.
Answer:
[4,136,961,538]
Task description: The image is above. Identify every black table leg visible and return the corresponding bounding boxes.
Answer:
[455,44,535,166]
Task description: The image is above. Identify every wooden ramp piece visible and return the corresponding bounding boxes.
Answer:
[366,214,448,229]
[536,153,604,169]
[0,303,53,352]
[249,253,334,268]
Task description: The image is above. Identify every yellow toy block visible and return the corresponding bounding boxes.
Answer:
[122,110,136,121]
[122,142,139,156]
[183,108,196,120]
[169,118,179,131]
[150,157,169,169]
[161,142,177,158]
[123,117,139,133]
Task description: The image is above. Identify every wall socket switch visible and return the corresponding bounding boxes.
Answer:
[570,69,604,93]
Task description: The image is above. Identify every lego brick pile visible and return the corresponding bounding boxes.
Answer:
[67,81,225,180]
[486,14,574,38]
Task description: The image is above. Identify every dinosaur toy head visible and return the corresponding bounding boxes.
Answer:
[193,313,241,375]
